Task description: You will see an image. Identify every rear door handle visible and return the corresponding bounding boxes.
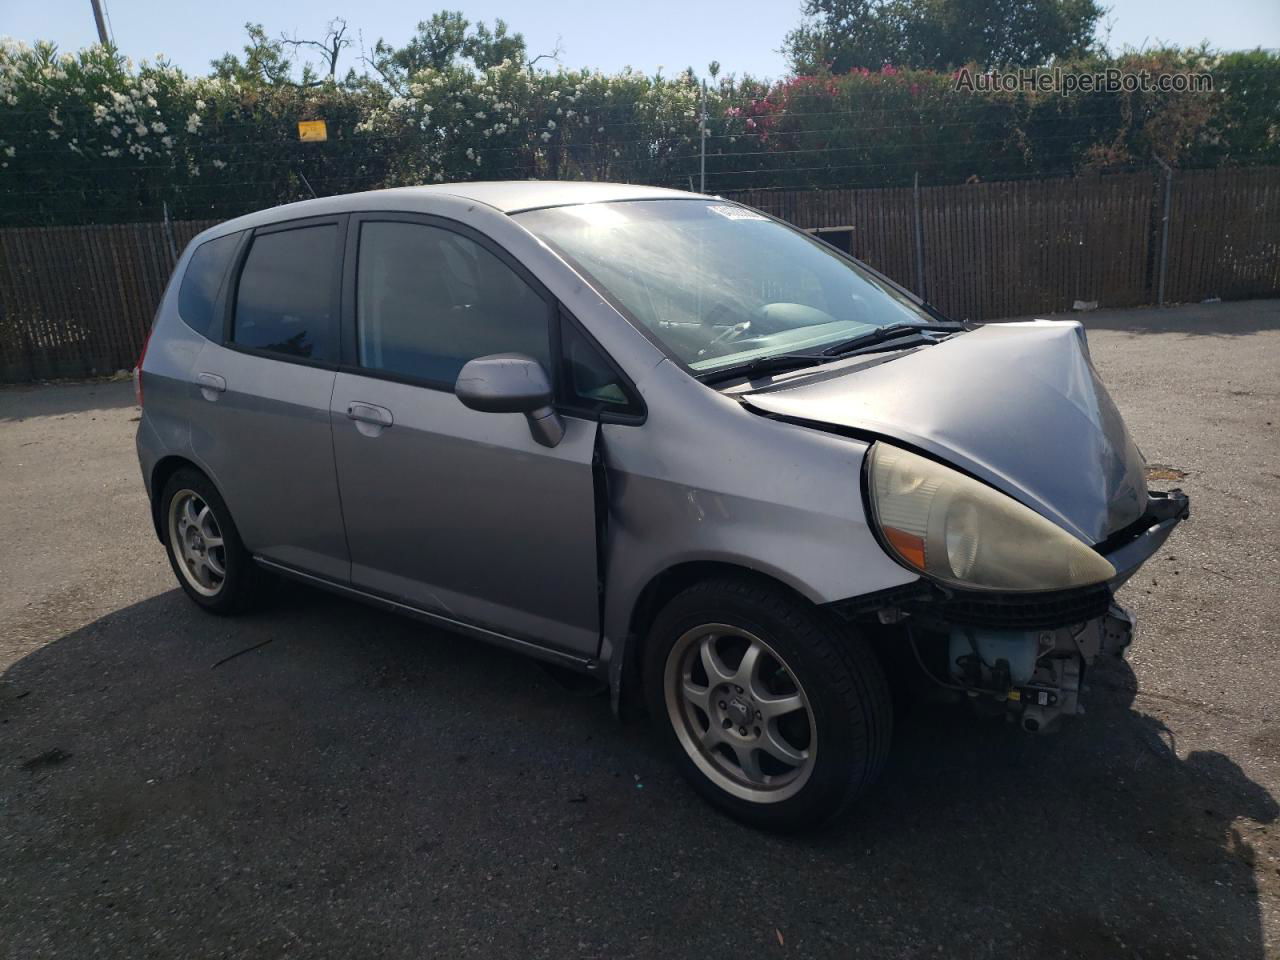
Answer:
[197,372,226,401]
[346,402,394,436]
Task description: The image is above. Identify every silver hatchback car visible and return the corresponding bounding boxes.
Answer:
[136,181,1188,830]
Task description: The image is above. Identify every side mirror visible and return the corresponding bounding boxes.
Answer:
[455,353,564,448]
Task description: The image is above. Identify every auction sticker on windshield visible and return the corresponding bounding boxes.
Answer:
[707,204,769,221]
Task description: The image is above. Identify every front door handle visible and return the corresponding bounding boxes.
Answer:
[197,372,226,401]
[346,402,394,437]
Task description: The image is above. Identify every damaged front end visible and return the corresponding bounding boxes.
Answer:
[843,487,1188,731]
[897,600,1136,733]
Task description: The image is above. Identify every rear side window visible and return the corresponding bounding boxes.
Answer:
[232,224,338,362]
[177,232,240,339]
[355,220,551,384]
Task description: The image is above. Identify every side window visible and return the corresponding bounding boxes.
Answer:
[177,232,240,339]
[232,224,338,362]
[559,316,641,417]
[355,220,550,384]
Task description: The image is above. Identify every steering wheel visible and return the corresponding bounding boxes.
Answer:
[697,302,763,358]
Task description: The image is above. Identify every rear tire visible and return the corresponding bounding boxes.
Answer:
[643,577,892,831]
[159,468,268,615]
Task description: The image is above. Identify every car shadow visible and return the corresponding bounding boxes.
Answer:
[1,583,1274,957]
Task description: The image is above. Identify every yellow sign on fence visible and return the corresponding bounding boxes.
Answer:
[297,120,328,142]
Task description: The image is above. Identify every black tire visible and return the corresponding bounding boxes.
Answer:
[159,467,269,615]
[643,577,892,831]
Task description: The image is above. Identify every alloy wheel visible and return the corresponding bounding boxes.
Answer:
[664,623,816,803]
[167,489,227,597]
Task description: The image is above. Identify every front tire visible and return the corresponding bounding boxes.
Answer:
[643,578,892,831]
[160,468,267,615]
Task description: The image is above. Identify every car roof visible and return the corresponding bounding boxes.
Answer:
[201,181,715,240]
[409,180,711,212]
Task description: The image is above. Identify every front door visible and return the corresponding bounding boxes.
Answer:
[329,215,600,657]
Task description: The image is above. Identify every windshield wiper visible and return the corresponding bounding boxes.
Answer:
[697,352,838,385]
[820,321,963,357]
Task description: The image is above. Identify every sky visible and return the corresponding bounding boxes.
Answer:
[6,0,1279,80]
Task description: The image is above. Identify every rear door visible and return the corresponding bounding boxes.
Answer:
[329,213,600,657]
[189,215,350,582]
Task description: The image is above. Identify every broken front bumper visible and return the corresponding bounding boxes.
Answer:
[1100,488,1190,588]
[847,489,1188,731]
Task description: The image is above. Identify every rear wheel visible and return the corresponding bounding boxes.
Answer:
[160,468,267,614]
[644,578,892,830]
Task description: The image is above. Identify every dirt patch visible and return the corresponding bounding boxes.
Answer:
[1146,463,1189,482]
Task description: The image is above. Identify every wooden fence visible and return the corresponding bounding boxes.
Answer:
[731,165,1280,323]
[1,167,1278,382]
[0,219,219,382]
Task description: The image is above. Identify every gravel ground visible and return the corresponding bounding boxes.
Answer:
[1,299,1277,959]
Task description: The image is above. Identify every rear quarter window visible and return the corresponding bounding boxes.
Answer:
[177,232,241,339]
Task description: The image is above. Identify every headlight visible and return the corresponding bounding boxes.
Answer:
[866,443,1115,591]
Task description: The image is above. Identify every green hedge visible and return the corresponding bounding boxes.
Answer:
[1,40,1276,225]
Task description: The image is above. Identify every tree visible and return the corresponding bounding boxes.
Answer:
[365,11,528,90]
[210,23,293,86]
[464,18,525,71]
[280,18,352,85]
[785,0,1103,73]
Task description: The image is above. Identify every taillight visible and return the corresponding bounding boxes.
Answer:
[134,327,153,407]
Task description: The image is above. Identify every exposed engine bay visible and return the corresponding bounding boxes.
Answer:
[896,604,1135,732]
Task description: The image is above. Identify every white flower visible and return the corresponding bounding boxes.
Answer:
[151,121,166,133]
[474,111,485,119]
[161,135,174,148]
[133,122,147,136]
[597,126,604,133]
[211,158,227,169]
[3,145,14,157]
[110,125,122,138]
[465,147,474,159]
[195,99,206,111]
[546,119,556,130]
[186,113,201,133]
[93,104,109,119]
[540,131,551,142]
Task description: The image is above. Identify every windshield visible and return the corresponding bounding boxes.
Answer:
[515,199,937,372]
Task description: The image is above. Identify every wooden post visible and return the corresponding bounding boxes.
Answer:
[1153,156,1173,306]
[913,172,927,300]
[161,202,178,265]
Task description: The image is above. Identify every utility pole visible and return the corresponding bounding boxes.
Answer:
[89,0,110,45]
[699,80,707,194]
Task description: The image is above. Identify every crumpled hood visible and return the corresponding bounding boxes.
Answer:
[740,320,1148,544]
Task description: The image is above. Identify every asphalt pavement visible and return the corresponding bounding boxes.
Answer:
[1,299,1277,958]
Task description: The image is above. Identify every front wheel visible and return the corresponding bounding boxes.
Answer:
[644,578,892,831]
